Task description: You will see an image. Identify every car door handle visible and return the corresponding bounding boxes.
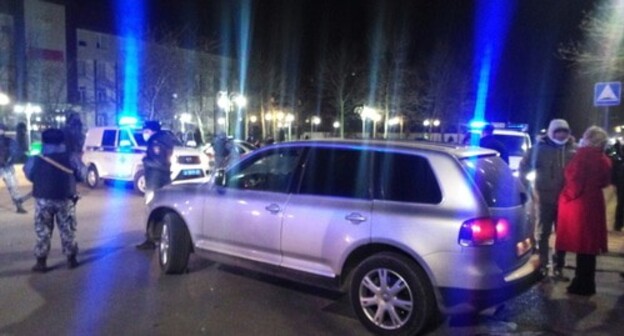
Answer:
[345,212,367,224]
[265,204,281,214]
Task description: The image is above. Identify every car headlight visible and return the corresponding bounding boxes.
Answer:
[525,171,536,182]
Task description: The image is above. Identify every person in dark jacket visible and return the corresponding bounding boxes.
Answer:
[62,112,85,160]
[0,123,28,213]
[479,124,509,164]
[556,126,611,296]
[519,119,576,281]
[23,128,86,272]
[135,120,174,250]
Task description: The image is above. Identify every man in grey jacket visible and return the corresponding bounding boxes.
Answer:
[520,119,576,281]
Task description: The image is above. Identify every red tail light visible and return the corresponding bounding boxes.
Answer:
[458,217,510,246]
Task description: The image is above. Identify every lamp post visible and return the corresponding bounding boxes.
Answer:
[178,113,192,133]
[388,116,404,139]
[311,116,321,138]
[423,118,440,140]
[358,106,379,139]
[333,121,340,137]
[14,103,42,148]
[285,113,295,141]
[217,91,247,138]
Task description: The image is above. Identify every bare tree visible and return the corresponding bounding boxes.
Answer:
[321,46,367,138]
[559,3,624,78]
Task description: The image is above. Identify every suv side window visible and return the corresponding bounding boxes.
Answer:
[225,147,302,193]
[298,147,372,199]
[374,152,442,204]
[101,130,117,147]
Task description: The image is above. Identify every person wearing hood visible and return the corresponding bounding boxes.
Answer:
[519,119,576,281]
[23,128,87,272]
[556,126,611,296]
[0,123,28,213]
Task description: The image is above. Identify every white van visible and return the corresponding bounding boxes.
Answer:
[82,126,209,194]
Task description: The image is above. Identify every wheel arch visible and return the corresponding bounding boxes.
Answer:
[340,243,438,297]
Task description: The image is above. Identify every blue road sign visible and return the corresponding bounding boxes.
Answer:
[594,82,622,106]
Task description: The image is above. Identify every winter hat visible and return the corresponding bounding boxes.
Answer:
[547,119,570,143]
[580,126,608,148]
[143,120,161,132]
[42,128,65,144]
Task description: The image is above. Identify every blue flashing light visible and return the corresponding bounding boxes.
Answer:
[118,116,139,126]
[469,120,488,130]
[116,0,145,121]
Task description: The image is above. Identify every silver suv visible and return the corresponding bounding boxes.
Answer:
[146,140,540,335]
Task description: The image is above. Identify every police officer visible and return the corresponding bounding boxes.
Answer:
[24,128,86,272]
[479,124,510,164]
[135,120,175,250]
[0,123,28,214]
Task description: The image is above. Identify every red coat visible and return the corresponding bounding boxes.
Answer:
[556,146,612,254]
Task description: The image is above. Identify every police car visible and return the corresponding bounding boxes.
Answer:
[465,122,532,175]
[82,126,209,194]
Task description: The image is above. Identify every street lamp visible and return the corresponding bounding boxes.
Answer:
[388,116,404,139]
[285,113,295,141]
[423,118,440,140]
[357,106,379,139]
[0,92,9,106]
[178,113,192,133]
[217,91,247,137]
[311,116,321,138]
[14,103,42,148]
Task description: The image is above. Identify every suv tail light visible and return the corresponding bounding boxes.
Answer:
[458,217,510,246]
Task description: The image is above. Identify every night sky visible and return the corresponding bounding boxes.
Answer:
[62,0,607,135]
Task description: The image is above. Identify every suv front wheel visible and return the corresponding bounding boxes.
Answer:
[133,170,146,194]
[159,213,191,274]
[350,252,435,336]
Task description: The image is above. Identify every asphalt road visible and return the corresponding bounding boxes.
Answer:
[1,180,624,335]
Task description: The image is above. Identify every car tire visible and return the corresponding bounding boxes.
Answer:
[86,165,100,189]
[159,212,191,274]
[133,170,146,195]
[350,252,435,336]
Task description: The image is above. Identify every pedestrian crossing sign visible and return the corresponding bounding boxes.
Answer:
[594,82,621,106]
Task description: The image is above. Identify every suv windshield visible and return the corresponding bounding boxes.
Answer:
[132,130,182,147]
[461,156,524,207]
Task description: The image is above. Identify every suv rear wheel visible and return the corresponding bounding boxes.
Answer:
[86,165,100,188]
[350,252,435,336]
[159,213,191,274]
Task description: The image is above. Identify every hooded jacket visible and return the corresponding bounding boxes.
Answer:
[519,135,576,203]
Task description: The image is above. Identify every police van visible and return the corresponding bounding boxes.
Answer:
[82,126,209,194]
[465,122,532,176]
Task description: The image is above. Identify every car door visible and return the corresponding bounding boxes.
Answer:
[280,146,373,277]
[98,129,119,178]
[200,146,303,266]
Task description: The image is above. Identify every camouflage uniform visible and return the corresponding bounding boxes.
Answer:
[33,198,78,258]
[0,127,28,213]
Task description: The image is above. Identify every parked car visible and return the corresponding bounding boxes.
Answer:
[82,126,209,194]
[202,139,257,170]
[145,139,539,335]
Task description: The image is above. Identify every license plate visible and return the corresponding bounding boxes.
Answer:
[181,169,202,177]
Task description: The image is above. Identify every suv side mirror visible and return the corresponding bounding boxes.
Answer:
[214,169,226,186]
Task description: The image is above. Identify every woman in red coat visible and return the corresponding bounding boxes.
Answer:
[556,126,612,296]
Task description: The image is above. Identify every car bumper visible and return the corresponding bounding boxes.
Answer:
[437,254,541,314]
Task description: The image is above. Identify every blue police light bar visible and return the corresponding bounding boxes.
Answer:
[118,116,139,126]
[469,120,488,130]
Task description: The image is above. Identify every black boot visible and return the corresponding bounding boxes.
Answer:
[67,255,79,269]
[15,200,27,214]
[32,257,47,273]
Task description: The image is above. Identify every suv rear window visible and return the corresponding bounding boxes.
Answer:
[461,156,524,207]
[374,152,442,204]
